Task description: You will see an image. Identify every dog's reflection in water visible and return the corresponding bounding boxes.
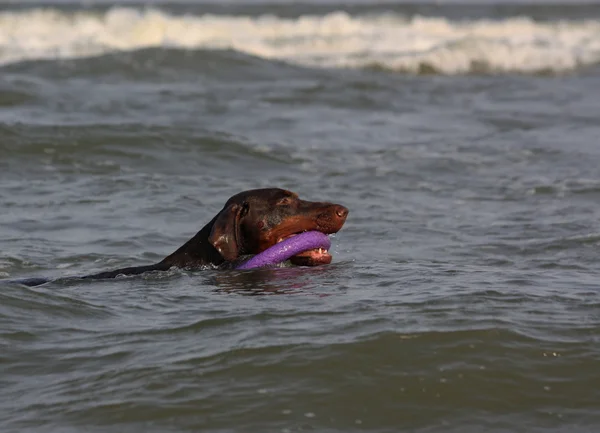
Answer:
[209,264,337,296]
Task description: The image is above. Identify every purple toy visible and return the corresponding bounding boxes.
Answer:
[236,231,331,270]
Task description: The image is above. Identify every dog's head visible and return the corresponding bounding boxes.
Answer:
[209,188,348,265]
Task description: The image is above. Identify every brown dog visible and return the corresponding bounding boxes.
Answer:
[84,188,349,280]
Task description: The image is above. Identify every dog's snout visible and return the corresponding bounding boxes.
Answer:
[335,205,349,219]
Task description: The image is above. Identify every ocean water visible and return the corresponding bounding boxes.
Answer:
[1,1,600,432]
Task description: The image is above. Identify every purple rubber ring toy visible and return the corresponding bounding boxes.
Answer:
[236,231,331,270]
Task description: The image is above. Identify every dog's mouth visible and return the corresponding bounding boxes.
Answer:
[276,232,332,266]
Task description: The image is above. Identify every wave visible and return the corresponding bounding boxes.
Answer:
[1,7,600,74]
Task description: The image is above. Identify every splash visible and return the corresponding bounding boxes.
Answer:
[1,7,599,74]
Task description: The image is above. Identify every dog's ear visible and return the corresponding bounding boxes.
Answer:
[208,203,243,261]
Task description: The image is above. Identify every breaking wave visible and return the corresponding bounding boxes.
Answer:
[1,7,600,74]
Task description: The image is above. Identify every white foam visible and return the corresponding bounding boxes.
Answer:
[1,7,600,74]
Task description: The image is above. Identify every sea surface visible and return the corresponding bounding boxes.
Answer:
[1,1,600,432]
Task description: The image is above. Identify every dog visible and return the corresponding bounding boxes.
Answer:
[9,188,349,286]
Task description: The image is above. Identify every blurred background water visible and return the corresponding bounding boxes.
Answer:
[1,1,600,432]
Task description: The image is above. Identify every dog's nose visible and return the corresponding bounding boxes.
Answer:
[335,205,349,219]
